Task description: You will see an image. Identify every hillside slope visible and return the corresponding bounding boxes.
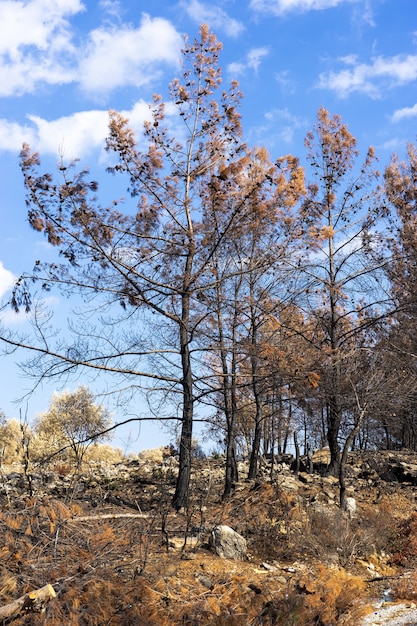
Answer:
[1,450,417,625]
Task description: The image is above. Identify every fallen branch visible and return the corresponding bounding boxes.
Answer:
[69,513,149,522]
[366,575,398,582]
[0,583,56,622]
[104,494,144,512]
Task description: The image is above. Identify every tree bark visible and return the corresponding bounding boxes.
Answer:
[173,282,194,511]
[247,274,264,481]
[0,584,56,622]
[215,277,239,501]
[339,408,365,510]
[326,397,341,475]
[173,415,192,511]
[293,431,300,474]
[248,412,262,479]
[224,434,238,499]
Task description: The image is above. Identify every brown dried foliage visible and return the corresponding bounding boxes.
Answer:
[0,456,414,626]
[390,511,417,567]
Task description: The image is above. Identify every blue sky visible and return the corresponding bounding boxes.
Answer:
[0,0,416,453]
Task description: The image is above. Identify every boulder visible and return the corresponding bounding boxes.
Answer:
[279,475,300,492]
[312,447,331,465]
[209,525,247,561]
[344,496,357,518]
[298,472,315,484]
[394,461,417,484]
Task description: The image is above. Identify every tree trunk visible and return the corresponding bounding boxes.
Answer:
[247,276,263,481]
[0,584,56,622]
[223,434,238,499]
[248,410,262,479]
[224,357,239,496]
[217,284,239,501]
[339,408,365,510]
[306,442,313,473]
[326,397,341,475]
[173,282,194,511]
[293,431,300,474]
[173,341,193,511]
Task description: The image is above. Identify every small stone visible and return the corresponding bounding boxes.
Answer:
[260,562,278,572]
[197,575,214,589]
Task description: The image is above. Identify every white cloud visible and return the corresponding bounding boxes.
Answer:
[0,100,153,159]
[267,108,305,144]
[0,5,182,99]
[249,0,350,16]
[352,0,375,27]
[0,119,37,152]
[0,0,84,96]
[181,0,245,38]
[98,0,122,20]
[0,110,108,158]
[28,111,111,160]
[275,70,296,94]
[0,306,27,326]
[0,0,83,56]
[120,101,156,141]
[0,294,60,326]
[318,54,417,98]
[247,47,270,73]
[379,137,403,152]
[0,262,28,326]
[78,14,182,96]
[250,108,305,147]
[228,47,269,78]
[391,103,417,122]
[0,262,15,299]
[227,62,245,77]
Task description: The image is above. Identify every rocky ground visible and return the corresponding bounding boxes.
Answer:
[362,603,417,626]
[1,449,417,624]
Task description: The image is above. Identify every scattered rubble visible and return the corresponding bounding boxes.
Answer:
[1,449,417,624]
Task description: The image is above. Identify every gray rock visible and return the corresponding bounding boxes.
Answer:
[344,496,357,518]
[209,525,247,560]
[197,574,214,589]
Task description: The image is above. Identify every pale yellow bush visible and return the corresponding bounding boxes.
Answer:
[138,447,165,464]
[84,444,124,463]
[0,419,23,465]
